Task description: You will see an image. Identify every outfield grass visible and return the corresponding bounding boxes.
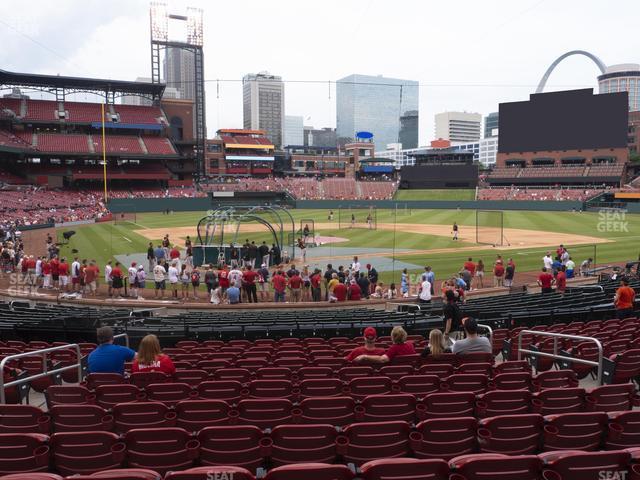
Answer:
[57,208,640,286]
[393,189,476,201]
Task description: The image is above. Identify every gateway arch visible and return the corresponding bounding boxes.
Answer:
[536,50,607,93]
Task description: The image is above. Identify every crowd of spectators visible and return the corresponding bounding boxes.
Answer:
[478,187,601,201]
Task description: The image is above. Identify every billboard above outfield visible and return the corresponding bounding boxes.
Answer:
[498,88,629,153]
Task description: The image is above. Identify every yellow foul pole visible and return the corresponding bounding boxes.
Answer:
[101,102,108,203]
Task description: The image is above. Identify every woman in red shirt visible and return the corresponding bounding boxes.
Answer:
[131,334,176,376]
[353,326,415,364]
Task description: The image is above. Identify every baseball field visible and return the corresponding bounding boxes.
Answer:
[53,207,640,286]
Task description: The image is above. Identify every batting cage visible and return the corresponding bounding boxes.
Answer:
[338,205,378,230]
[476,209,505,246]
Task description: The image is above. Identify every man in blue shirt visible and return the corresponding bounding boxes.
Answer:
[88,326,136,375]
[153,244,165,262]
[227,282,241,304]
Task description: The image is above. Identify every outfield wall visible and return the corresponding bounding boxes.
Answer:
[106,197,589,213]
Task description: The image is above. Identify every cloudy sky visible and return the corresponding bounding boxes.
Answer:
[1,0,638,146]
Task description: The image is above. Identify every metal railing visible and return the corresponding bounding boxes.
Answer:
[114,333,130,348]
[517,329,604,384]
[0,344,82,404]
[478,323,493,339]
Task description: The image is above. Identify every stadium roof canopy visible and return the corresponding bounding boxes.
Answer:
[0,68,165,97]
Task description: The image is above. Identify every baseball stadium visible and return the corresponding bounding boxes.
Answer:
[2,3,640,480]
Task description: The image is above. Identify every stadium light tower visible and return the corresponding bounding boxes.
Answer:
[150,2,206,179]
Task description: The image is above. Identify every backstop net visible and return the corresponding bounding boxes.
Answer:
[113,211,137,224]
[476,210,504,246]
[338,206,377,230]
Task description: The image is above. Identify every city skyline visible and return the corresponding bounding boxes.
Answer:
[0,0,638,145]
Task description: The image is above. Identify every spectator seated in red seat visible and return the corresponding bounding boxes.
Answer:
[131,334,176,376]
[345,327,385,362]
[353,326,415,364]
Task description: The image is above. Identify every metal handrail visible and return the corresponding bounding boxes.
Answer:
[477,323,493,338]
[114,333,130,348]
[0,343,82,404]
[517,329,604,384]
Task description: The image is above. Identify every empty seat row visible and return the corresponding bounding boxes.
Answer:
[3,428,640,479]
[13,384,637,434]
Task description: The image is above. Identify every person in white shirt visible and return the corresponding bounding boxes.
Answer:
[168,262,179,299]
[105,261,113,297]
[561,250,570,265]
[351,256,361,276]
[543,253,553,270]
[153,263,166,299]
[71,258,81,292]
[419,280,432,304]
[128,263,138,298]
[210,285,223,304]
[35,257,43,288]
[229,267,243,287]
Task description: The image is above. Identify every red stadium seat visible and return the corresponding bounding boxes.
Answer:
[476,389,531,417]
[125,427,199,475]
[255,368,293,380]
[543,412,608,451]
[0,474,63,480]
[603,349,640,385]
[197,380,246,403]
[449,453,543,480]
[173,369,209,387]
[146,382,195,406]
[531,388,585,415]
[262,463,355,480]
[493,360,531,375]
[213,368,252,384]
[477,414,544,455]
[298,396,356,426]
[0,433,50,475]
[441,374,488,394]
[129,371,169,389]
[165,466,255,480]
[586,384,640,412]
[395,375,440,397]
[270,424,339,465]
[338,366,374,382]
[357,394,416,423]
[360,458,449,480]
[340,421,411,466]
[174,399,231,432]
[606,410,640,449]
[421,392,476,419]
[83,373,125,390]
[296,367,334,380]
[50,404,113,432]
[489,372,532,391]
[298,378,344,398]
[379,365,415,381]
[236,398,295,428]
[45,385,94,408]
[0,404,50,434]
[540,449,632,480]
[532,370,579,391]
[112,401,176,433]
[413,417,477,460]
[457,362,493,376]
[95,384,144,409]
[68,469,161,479]
[347,376,392,400]
[50,431,124,476]
[248,379,294,399]
[197,425,265,470]
[418,363,455,377]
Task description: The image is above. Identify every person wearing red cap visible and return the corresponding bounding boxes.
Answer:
[345,327,385,362]
[354,326,416,364]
